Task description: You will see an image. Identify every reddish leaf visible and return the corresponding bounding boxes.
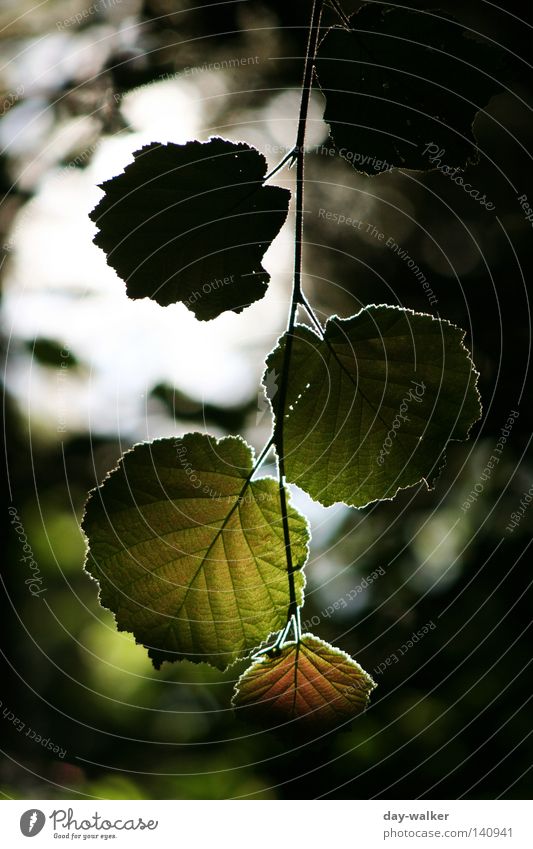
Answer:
[233,635,376,728]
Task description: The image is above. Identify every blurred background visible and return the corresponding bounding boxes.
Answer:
[1,0,532,800]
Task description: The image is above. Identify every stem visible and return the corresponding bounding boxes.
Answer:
[300,290,325,336]
[328,0,351,29]
[292,0,324,323]
[275,0,325,629]
[249,434,275,481]
[263,146,298,183]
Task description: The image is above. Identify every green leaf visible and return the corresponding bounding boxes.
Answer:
[233,635,376,728]
[266,306,481,508]
[315,5,510,174]
[82,433,308,670]
[89,138,290,320]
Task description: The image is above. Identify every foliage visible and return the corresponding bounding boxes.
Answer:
[233,635,376,729]
[83,434,307,671]
[81,1,508,729]
[316,5,511,173]
[90,139,290,320]
[265,306,480,508]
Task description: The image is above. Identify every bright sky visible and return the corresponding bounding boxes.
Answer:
[3,75,309,437]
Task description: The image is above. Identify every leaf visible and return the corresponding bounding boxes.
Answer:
[315,5,510,174]
[266,305,481,508]
[82,433,308,670]
[89,138,290,320]
[233,635,376,728]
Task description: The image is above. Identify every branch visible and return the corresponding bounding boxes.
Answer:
[275,0,325,629]
[328,0,351,29]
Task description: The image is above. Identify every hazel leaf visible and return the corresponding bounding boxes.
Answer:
[233,635,376,729]
[82,433,308,670]
[90,138,290,319]
[265,306,481,507]
[316,5,512,174]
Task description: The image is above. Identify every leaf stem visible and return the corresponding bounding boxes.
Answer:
[327,0,351,29]
[275,0,325,629]
[263,146,298,183]
[299,290,325,336]
[249,434,275,481]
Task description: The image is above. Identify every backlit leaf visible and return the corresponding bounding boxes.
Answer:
[233,635,376,728]
[266,305,481,507]
[89,138,290,320]
[82,433,308,670]
[315,5,510,174]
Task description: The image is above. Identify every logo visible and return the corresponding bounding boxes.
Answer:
[20,809,46,837]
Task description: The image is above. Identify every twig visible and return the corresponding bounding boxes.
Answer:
[275,0,325,629]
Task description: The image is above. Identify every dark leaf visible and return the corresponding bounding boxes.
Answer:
[90,138,290,319]
[316,5,511,174]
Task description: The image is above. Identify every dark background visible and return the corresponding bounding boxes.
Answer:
[1,0,532,799]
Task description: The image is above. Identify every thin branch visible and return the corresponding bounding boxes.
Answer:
[300,290,325,336]
[275,0,325,630]
[249,434,275,481]
[328,0,351,29]
[263,146,298,183]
